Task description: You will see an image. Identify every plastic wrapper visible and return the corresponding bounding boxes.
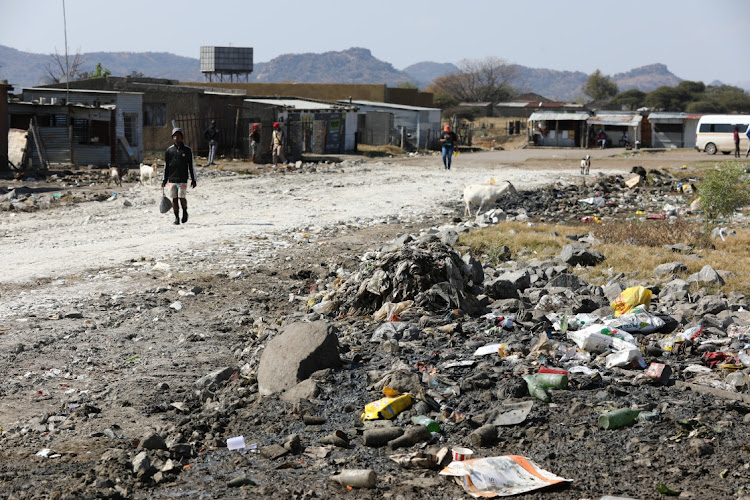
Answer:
[610,286,652,317]
[604,307,665,333]
[440,455,573,497]
[361,392,412,421]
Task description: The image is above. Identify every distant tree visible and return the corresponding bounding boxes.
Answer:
[609,89,646,110]
[396,81,418,89]
[128,70,145,78]
[46,49,87,83]
[428,57,518,103]
[444,105,480,122]
[583,70,618,101]
[713,91,750,113]
[704,84,746,97]
[432,93,459,110]
[676,80,706,96]
[644,86,690,111]
[88,62,111,79]
[686,100,726,114]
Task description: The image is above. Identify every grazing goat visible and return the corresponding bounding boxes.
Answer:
[463,181,517,216]
[106,166,125,187]
[580,155,591,175]
[139,163,158,185]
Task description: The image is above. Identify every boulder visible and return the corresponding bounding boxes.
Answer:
[257,321,341,396]
[694,295,728,317]
[546,273,586,290]
[559,243,605,267]
[659,279,691,301]
[688,265,725,286]
[280,379,320,403]
[654,261,687,278]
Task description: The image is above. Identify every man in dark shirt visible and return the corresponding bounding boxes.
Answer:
[204,120,219,165]
[162,127,197,225]
[439,124,458,170]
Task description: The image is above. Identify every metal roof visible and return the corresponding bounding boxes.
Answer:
[244,97,355,111]
[341,100,441,112]
[587,113,643,126]
[528,111,591,121]
[23,87,143,96]
[648,112,702,123]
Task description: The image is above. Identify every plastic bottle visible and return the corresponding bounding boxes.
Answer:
[411,415,440,433]
[330,469,377,489]
[522,374,550,402]
[598,408,641,429]
[533,373,569,389]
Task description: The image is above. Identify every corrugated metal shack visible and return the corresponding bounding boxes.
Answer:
[19,88,143,166]
[8,100,116,168]
[242,97,358,158]
[647,112,701,149]
[528,111,591,147]
[587,112,643,148]
[342,100,442,150]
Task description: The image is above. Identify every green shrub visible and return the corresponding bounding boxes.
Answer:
[698,161,750,221]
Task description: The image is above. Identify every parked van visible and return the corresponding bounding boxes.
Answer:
[695,115,750,154]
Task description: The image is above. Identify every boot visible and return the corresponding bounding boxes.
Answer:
[174,212,180,225]
[182,210,188,223]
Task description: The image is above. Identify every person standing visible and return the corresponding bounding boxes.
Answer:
[163,127,197,225]
[439,124,458,170]
[733,126,741,158]
[746,126,750,158]
[204,120,219,165]
[271,122,287,167]
[249,123,261,164]
[598,130,607,149]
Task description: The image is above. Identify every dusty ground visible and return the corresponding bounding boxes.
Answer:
[0,146,747,499]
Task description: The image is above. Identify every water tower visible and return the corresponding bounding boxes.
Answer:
[200,46,254,83]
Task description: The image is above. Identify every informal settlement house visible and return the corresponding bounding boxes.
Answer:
[8,88,143,168]
[528,111,591,147]
[341,100,442,150]
[586,112,643,148]
[647,112,701,149]
[241,97,358,157]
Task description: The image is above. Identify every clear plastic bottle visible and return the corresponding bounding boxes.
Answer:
[411,415,440,433]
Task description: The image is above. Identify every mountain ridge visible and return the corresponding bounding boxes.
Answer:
[1,44,741,100]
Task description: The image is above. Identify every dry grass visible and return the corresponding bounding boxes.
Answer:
[460,220,750,295]
[357,144,407,157]
[471,116,528,150]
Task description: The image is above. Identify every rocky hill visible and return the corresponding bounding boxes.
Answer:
[0,44,734,100]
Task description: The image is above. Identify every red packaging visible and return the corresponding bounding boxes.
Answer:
[539,366,568,375]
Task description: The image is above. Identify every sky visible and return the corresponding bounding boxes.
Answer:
[1,0,749,86]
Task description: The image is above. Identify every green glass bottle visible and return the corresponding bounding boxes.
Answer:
[598,408,641,429]
[411,415,441,433]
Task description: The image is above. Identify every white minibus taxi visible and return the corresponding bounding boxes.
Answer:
[695,115,750,154]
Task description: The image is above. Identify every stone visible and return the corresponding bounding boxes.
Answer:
[439,228,459,246]
[140,433,167,451]
[280,379,320,402]
[694,295,728,316]
[462,253,484,286]
[654,261,687,278]
[559,243,605,267]
[132,451,151,475]
[659,279,691,301]
[257,321,341,396]
[193,367,235,391]
[546,273,585,290]
[688,265,725,286]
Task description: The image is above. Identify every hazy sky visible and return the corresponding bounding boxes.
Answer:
[1,0,748,86]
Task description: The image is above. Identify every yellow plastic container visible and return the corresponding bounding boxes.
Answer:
[361,393,412,421]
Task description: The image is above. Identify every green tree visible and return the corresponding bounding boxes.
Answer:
[713,91,750,113]
[644,86,690,111]
[396,81,418,89]
[427,57,518,103]
[89,62,111,78]
[686,100,726,113]
[583,70,618,101]
[610,89,646,110]
[675,80,706,96]
[698,161,750,221]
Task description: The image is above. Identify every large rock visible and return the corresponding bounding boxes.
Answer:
[485,270,530,300]
[659,279,691,302]
[654,261,687,278]
[559,243,605,267]
[694,295,728,317]
[688,265,725,286]
[258,321,341,397]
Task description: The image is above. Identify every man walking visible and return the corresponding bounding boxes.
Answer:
[734,126,741,158]
[249,123,261,164]
[204,120,219,165]
[163,127,197,225]
[271,122,287,167]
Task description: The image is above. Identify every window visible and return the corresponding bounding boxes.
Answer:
[144,103,166,127]
[72,118,90,144]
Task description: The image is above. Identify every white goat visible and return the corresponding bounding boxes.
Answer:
[463,181,516,216]
[106,166,125,187]
[139,163,158,185]
[580,154,591,175]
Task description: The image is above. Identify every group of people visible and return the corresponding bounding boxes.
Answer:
[160,121,289,226]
